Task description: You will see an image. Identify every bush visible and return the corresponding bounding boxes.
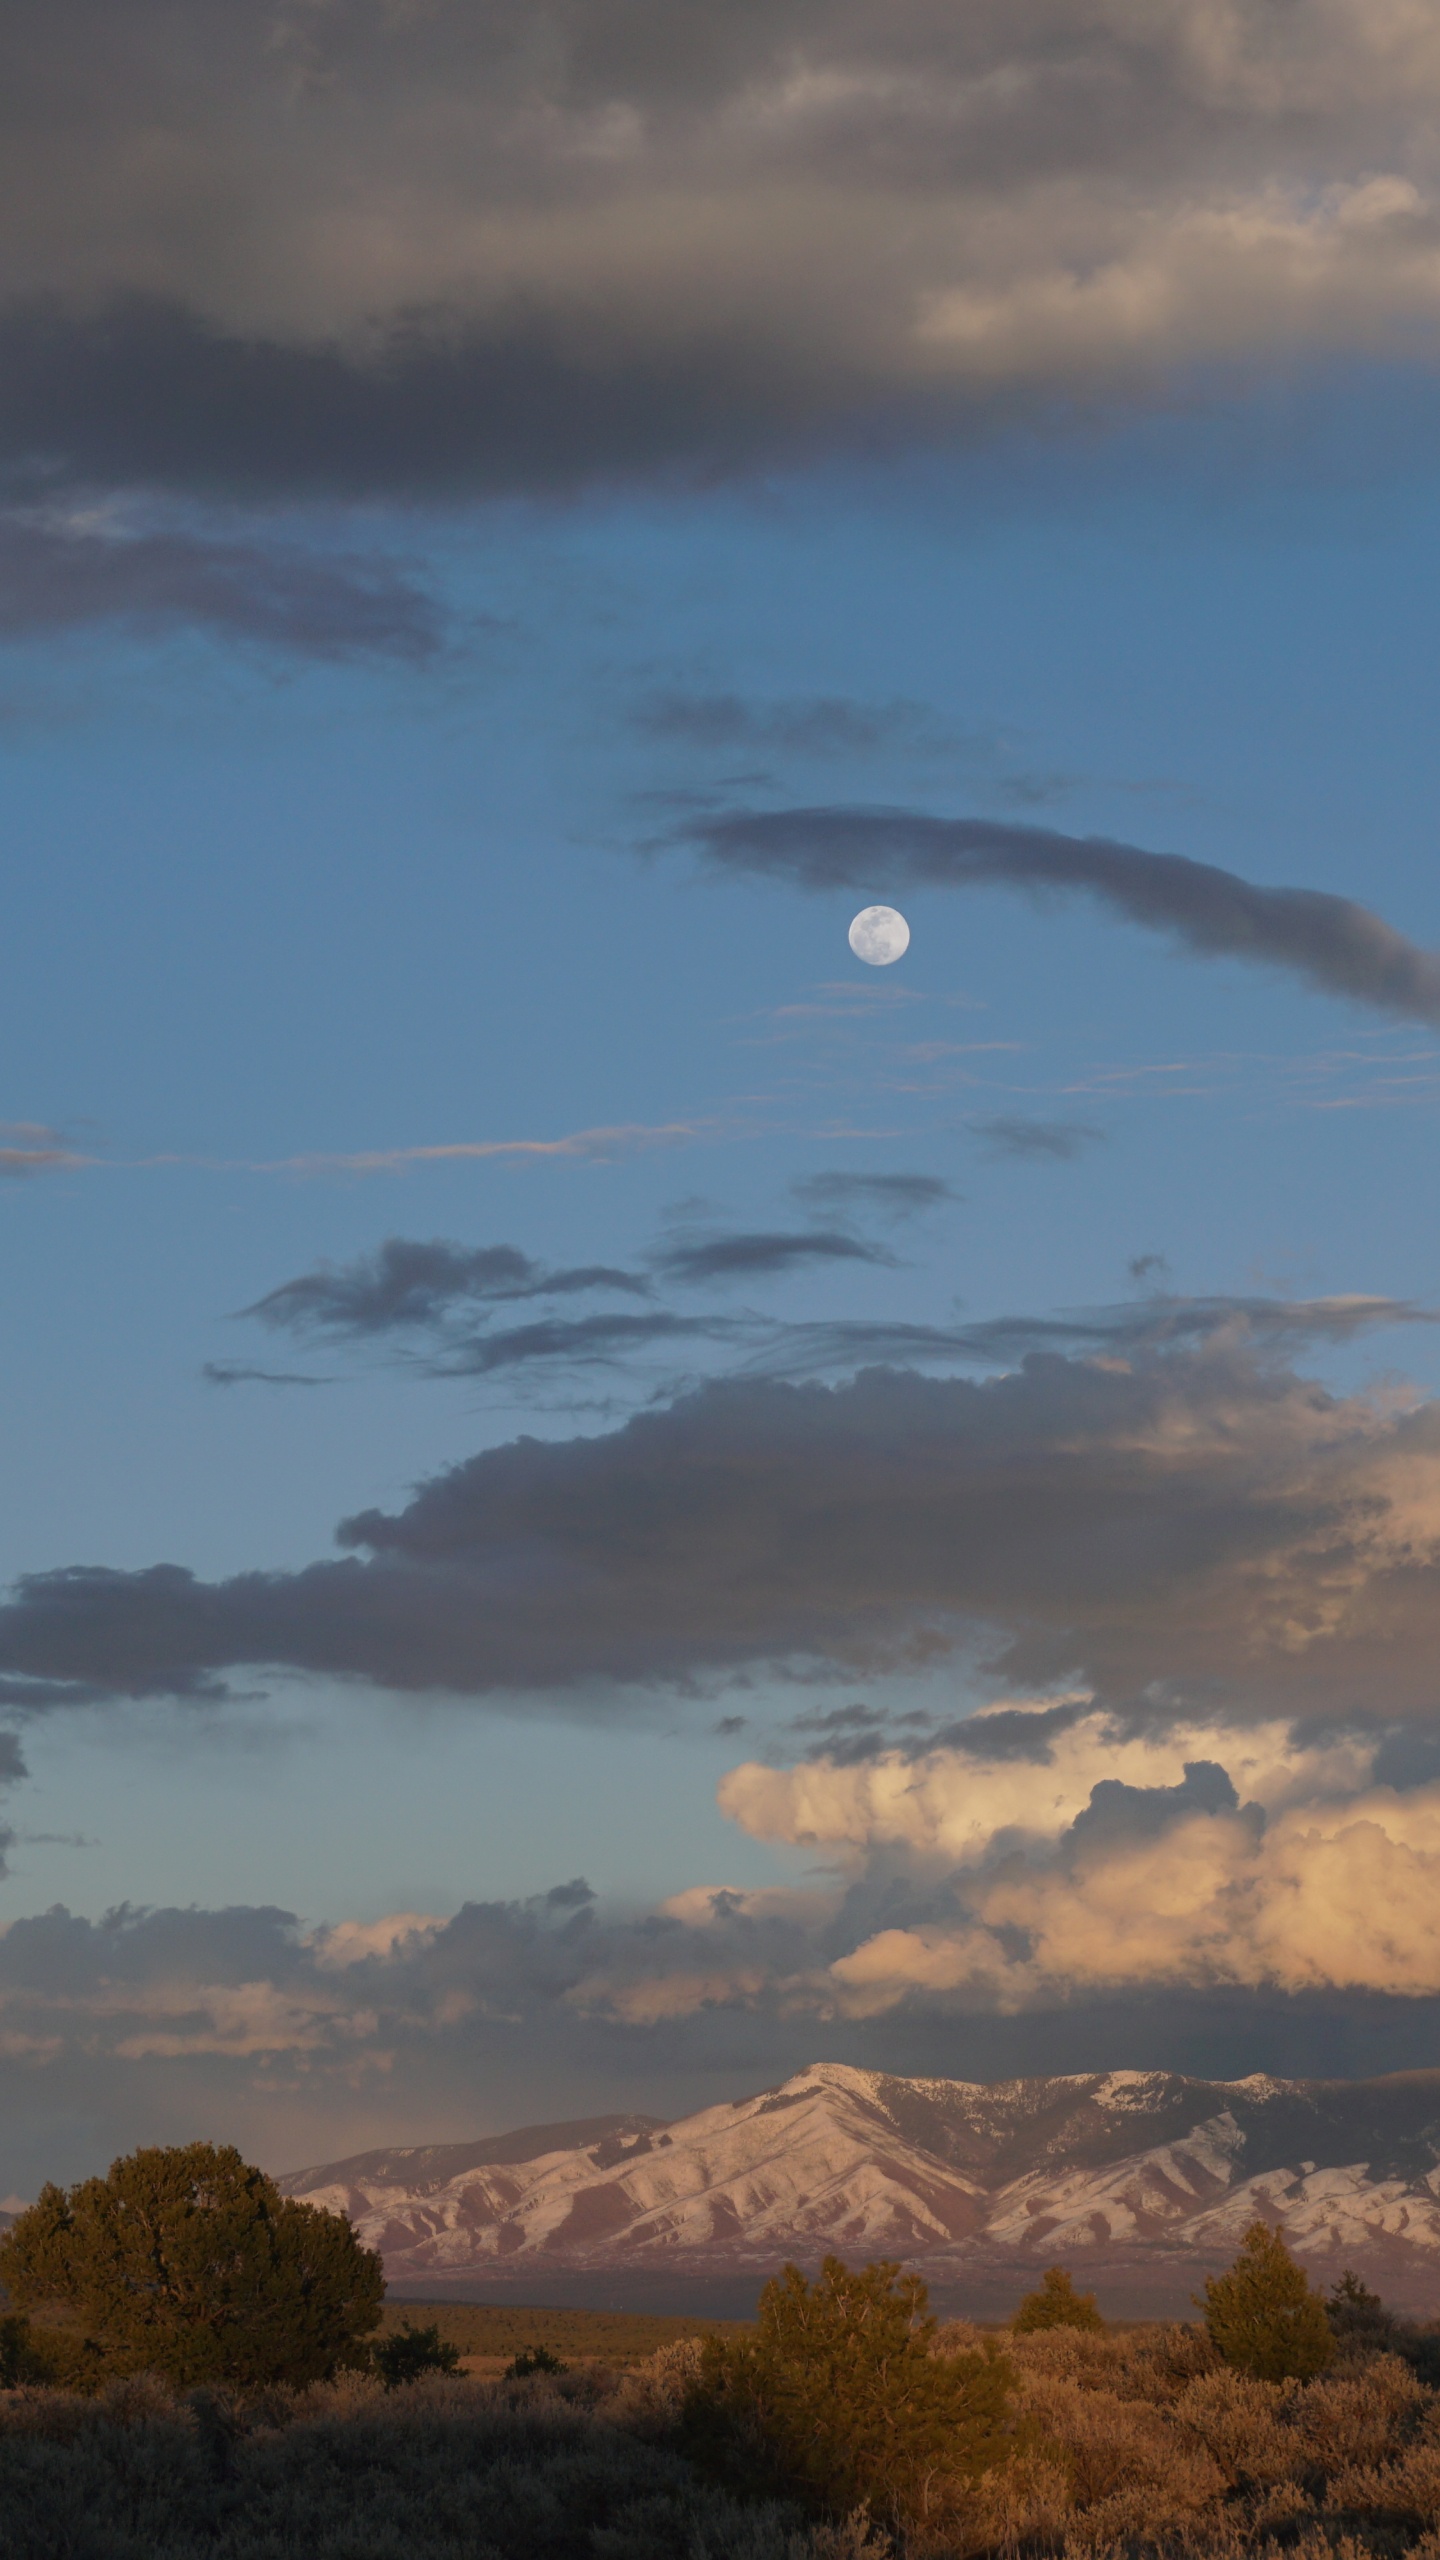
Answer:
[505,2343,569,2379]
[0,2142,384,2391]
[1199,2220,1335,2382]
[1013,2266,1106,2333]
[685,2255,1017,2531]
[372,2322,461,2389]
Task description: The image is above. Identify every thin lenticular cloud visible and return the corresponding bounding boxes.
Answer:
[688,807,1440,1028]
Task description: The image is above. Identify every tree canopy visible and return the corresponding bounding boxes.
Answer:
[686,2254,1016,2529]
[1012,2266,1105,2333]
[0,2141,384,2390]
[1200,2219,1335,2382]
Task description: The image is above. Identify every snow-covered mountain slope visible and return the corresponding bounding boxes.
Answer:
[281,2063,1440,2308]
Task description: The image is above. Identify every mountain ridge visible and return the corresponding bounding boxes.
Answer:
[281,2062,1440,2316]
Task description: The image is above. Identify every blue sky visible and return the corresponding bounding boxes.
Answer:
[8,0,1440,2190]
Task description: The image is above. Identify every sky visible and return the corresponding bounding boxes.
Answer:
[10,0,1440,2194]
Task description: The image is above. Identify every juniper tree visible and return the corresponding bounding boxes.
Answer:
[0,2141,383,2390]
[1200,2219,1334,2382]
[686,2254,1016,2529]
[1012,2266,1105,2333]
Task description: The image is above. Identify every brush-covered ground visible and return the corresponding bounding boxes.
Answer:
[9,2314,1440,2560]
[375,2298,752,2371]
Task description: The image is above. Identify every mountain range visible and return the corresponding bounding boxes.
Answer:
[281,2063,1440,2317]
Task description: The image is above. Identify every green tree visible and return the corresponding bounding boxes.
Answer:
[0,2141,383,2390]
[1326,2269,1395,2355]
[1200,2219,1335,2382]
[686,2255,1016,2529]
[373,2320,462,2389]
[1012,2266,1105,2333]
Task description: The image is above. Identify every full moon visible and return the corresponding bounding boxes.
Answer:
[848,904,911,966]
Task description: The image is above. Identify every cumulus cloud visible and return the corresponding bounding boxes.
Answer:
[13,1719,1440,2186]
[4,1306,1440,1717]
[5,3,1440,498]
[688,806,1440,1029]
[824,1782,1440,2014]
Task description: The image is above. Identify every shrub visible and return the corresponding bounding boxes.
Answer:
[505,2343,568,2379]
[685,2255,1017,2531]
[372,2322,461,2389]
[1013,2265,1106,2333]
[1200,2220,1335,2382]
[0,2142,383,2391]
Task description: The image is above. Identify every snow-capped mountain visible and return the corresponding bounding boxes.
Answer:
[281,2063,1440,2314]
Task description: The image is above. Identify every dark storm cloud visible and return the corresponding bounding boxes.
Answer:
[0,297,834,504]
[655,1228,897,1284]
[2,5,1440,502]
[790,1172,958,1221]
[688,807,1440,1028]
[4,1302,1440,1722]
[248,1238,649,1340]
[971,1116,1106,1162]
[0,505,447,659]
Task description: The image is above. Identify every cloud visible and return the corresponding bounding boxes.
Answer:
[0,506,447,660]
[5,1305,1440,1718]
[247,1125,702,1176]
[719,1708,1373,1865]
[655,1227,897,1284]
[636,694,939,756]
[247,1238,649,1341]
[790,1172,958,1220]
[970,1116,1106,1161]
[687,807,1440,1028]
[691,808,1440,1029]
[825,1781,1440,2013]
[435,1310,722,1377]
[202,1364,331,1391]
[4,7,1440,499]
[0,1124,87,1179]
[14,1719,1440,2182]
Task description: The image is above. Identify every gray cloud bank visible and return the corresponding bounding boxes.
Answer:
[5,1304,1440,1720]
[689,807,1440,1027]
[6,2,1440,498]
